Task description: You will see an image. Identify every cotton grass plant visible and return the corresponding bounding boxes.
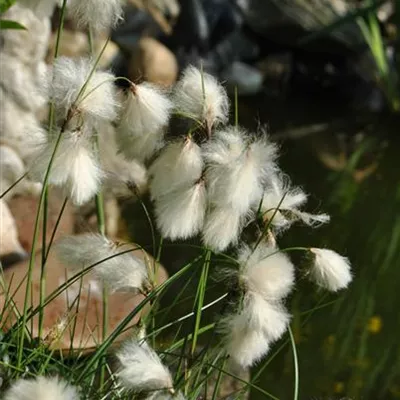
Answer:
[0,1,353,399]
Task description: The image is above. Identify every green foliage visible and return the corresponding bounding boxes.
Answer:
[298,0,386,46]
[299,0,400,112]
[0,0,16,13]
[0,19,26,30]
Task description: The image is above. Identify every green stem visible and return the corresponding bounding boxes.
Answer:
[44,197,68,261]
[88,23,109,391]
[53,0,67,61]
[185,250,211,391]
[95,190,106,236]
[0,173,27,199]
[99,285,108,392]
[288,326,299,400]
[18,247,144,325]
[234,86,239,127]
[93,185,108,394]
[191,250,211,356]
[17,128,65,368]
[211,356,227,400]
[38,189,48,339]
[167,349,279,400]
[77,258,197,381]
[38,0,68,342]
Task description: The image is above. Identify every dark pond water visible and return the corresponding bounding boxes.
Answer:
[124,96,400,400]
[246,101,400,400]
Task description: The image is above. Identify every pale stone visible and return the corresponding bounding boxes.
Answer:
[47,30,89,61]
[7,192,74,254]
[95,37,120,69]
[0,145,25,201]
[1,4,51,67]
[0,91,46,160]
[129,37,178,87]
[47,31,119,69]
[0,237,168,352]
[0,3,50,174]
[0,144,42,201]
[0,199,27,265]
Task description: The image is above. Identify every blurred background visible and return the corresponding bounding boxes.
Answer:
[1,0,400,398]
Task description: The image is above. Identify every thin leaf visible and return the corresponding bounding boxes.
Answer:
[288,326,299,400]
[0,19,26,30]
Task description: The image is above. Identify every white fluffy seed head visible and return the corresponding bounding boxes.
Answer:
[65,143,103,206]
[29,129,103,206]
[220,292,290,367]
[117,83,173,140]
[202,126,246,165]
[105,157,148,196]
[49,57,119,122]
[243,292,290,342]
[56,233,110,267]
[67,0,123,32]
[155,182,207,240]
[173,66,229,128]
[238,243,295,300]
[117,130,165,163]
[149,137,203,200]
[262,174,330,230]
[55,234,148,293]
[98,126,149,196]
[309,248,352,291]
[223,322,270,368]
[204,127,278,214]
[202,207,245,252]
[116,340,173,392]
[116,83,173,162]
[226,292,290,341]
[3,376,79,400]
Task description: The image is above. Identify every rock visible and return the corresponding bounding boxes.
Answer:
[1,4,51,67]
[0,3,51,181]
[0,199,27,267]
[150,0,180,19]
[7,192,74,254]
[0,54,47,113]
[47,31,119,69]
[0,145,25,201]
[95,37,120,69]
[205,361,250,400]
[18,0,59,19]
[47,30,89,61]
[245,0,364,52]
[220,61,264,96]
[0,238,168,352]
[0,144,42,201]
[129,37,178,86]
[0,90,46,161]
[78,197,121,238]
